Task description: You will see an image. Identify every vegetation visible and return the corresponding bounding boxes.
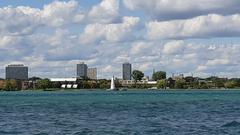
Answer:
[3,71,240,91]
[224,80,238,89]
[98,79,110,89]
[157,79,167,89]
[132,70,144,82]
[4,80,18,91]
[152,71,166,81]
[174,79,187,89]
[37,78,52,90]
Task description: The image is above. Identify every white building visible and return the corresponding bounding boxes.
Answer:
[50,78,78,89]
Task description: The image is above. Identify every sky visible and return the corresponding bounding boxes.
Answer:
[1,0,240,79]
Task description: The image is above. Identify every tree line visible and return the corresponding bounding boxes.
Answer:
[1,70,240,90]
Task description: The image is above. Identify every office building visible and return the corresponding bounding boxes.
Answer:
[123,62,132,80]
[6,64,28,80]
[77,62,88,78]
[87,68,97,80]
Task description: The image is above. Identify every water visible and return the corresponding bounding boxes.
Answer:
[1,90,240,135]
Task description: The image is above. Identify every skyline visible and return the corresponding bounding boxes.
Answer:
[1,0,240,79]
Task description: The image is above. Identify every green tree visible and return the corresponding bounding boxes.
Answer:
[152,71,166,81]
[132,70,144,82]
[37,79,52,90]
[167,78,175,89]
[157,79,167,89]
[175,79,186,89]
[51,82,61,88]
[184,76,195,83]
[206,76,226,88]
[98,79,110,89]
[115,78,122,88]
[225,81,238,89]
[4,80,17,91]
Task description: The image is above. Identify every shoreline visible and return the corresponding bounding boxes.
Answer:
[1,88,240,92]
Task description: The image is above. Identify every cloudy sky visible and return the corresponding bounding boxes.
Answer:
[1,0,240,79]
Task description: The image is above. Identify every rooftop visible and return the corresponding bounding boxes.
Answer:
[7,64,26,67]
[50,78,78,82]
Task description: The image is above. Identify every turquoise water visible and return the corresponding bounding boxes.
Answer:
[1,90,240,134]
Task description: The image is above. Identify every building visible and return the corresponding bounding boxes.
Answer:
[123,62,132,80]
[120,79,157,87]
[77,62,88,78]
[50,78,79,89]
[87,68,97,80]
[172,73,184,80]
[6,64,28,80]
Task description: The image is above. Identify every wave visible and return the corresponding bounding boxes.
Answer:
[222,121,240,127]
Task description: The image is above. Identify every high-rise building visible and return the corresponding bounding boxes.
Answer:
[87,68,97,80]
[77,62,88,78]
[6,64,28,80]
[123,62,132,80]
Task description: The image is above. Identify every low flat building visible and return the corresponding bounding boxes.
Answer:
[120,80,157,87]
[50,77,79,89]
[172,74,184,80]
[50,78,78,82]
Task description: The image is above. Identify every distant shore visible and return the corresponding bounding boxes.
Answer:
[1,88,240,92]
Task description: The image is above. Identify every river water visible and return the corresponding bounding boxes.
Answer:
[0,90,240,135]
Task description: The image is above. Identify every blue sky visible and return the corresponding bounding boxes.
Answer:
[1,0,240,79]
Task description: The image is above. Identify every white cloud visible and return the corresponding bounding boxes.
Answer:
[0,7,41,35]
[88,0,120,23]
[147,14,240,40]
[0,36,22,47]
[80,16,140,44]
[123,0,240,20]
[1,0,240,79]
[130,41,153,55]
[0,0,84,36]
[41,0,84,27]
[162,41,185,55]
[206,59,231,66]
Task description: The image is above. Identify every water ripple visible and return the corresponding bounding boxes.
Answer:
[0,90,240,134]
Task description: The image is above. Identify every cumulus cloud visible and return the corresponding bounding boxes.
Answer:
[88,0,120,23]
[123,0,240,20]
[80,16,140,44]
[0,7,41,35]
[0,0,84,36]
[1,0,240,79]
[162,41,185,55]
[0,36,22,47]
[41,0,84,27]
[147,14,240,40]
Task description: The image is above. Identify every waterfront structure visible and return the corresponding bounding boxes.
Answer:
[50,78,78,82]
[87,68,97,80]
[172,74,184,80]
[120,79,157,87]
[50,78,78,89]
[77,62,88,78]
[6,64,28,80]
[123,62,132,80]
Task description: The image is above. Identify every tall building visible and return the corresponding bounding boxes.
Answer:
[87,68,97,80]
[77,62,88,78]
[123,62,132,80]
[6,64,28,80]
